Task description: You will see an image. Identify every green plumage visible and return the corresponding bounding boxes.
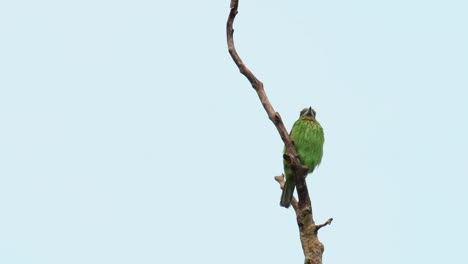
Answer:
[280,107,324,208]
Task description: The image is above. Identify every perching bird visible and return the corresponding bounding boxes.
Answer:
[280,107,324,208]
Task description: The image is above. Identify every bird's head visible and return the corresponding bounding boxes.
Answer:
[299,107,316,119]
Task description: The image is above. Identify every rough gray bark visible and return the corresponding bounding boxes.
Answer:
[226,1,332,263]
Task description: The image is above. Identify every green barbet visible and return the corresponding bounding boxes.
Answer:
[280,107,324,208]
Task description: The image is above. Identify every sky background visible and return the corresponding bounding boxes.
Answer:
[1,0,467,263]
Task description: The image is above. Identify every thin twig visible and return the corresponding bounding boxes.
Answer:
[316,218,333,231]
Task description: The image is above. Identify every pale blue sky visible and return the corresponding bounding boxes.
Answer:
[1,1,467,263]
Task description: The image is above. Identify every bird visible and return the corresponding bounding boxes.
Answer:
[280,107,324,208]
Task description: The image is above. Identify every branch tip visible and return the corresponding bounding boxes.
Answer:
[316,218,333,231]
[274,174,285,188]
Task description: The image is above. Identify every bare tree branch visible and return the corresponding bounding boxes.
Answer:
[226,1,332,263]
[227,0,310,211]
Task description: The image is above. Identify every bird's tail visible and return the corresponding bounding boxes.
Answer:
[280,180,295,208]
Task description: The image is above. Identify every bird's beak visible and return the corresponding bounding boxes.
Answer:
[305,107,313,117]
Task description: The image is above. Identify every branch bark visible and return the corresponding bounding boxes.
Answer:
[226,1,332,263]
